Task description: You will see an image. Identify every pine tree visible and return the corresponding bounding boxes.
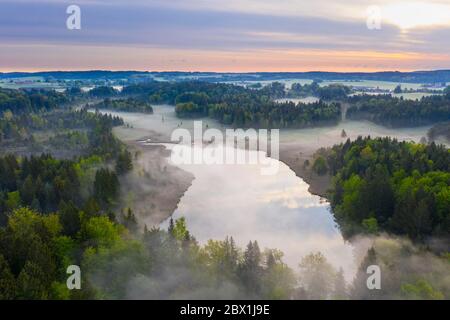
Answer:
[239,241,262,296]
[59,200,81,237]
[16,261,49,300]
[116,150,133,174]
[351,247,380,299]
[168,217,175,237]
[0,255,16,300]
[94,168,119,205]
[333,268,347,299]
[123,208,138,233]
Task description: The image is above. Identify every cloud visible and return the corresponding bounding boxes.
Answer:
[0,0,449,71]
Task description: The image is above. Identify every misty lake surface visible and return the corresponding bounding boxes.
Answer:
[100,105,434,280]
[159,142,356,279]
[275,97,320,104]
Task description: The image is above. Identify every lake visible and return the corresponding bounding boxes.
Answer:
[158,142,356,279]
[100,105,434,281]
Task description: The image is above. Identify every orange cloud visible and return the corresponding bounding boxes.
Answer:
[0,44,449,72]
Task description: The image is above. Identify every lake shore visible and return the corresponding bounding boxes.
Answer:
[279,142,331,198]
[112,122,333,229]
[113,126,194,227]
[109,106,433,226]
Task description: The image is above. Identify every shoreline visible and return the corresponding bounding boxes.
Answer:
[111,121,334,230]
[113,126,194,228]
[279,143,332,198]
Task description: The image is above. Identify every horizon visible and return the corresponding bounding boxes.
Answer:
[2,69,450,74]
[1,0,450,72]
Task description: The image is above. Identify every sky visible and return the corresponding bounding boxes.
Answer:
[1,0,450,72]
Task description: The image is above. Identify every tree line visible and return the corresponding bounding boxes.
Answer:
[0,107,124,159]
[65,81,450,129]
[346,93,450,127]
[0,88,69,114]
[0,85,448,299]
[323,137,449,240]
[0,107,134,299]
[92,98,153,114]
[123,81,342,128]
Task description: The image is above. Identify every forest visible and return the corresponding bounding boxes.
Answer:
[0,96,138,299]
[0,85,449,300]
[288,82,351,100]
[322,137,450,240]
[4,81,449,131]
[0,107,123,159]
[0,88,69,114]
[346,94,450,127]
[0,100,355,299]
[124,81,342,128]
[121,81,450,128]
[2,203,447,299]
[92,98,154,114]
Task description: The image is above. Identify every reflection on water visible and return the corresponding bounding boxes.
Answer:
[159,143,356,280]
[99,106,435,281]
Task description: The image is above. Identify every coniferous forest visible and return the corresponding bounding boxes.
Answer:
[325,137,449,239]
[3,0,450,312]
[0,82,448,300]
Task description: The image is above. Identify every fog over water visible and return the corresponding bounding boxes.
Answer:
[100,105,436,281]
[160,143,356,279]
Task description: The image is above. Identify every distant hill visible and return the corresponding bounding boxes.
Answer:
[0,70,151,80]
[1,69,450,83]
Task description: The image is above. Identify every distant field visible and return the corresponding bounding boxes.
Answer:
[0,76,66,91]
[225,78,447,91]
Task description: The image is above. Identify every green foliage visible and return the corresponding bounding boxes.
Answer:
[298,252,336,300]
[0,108,123,157]
[175,102,204,117]
[239,241,263,295]
[93,168,119,206]
[0,154,81,213]
[116,150,133,174]
[80,216,123,248]
[327,137,450,239]
[175,92,209,106]
[6,191,20,211]
[362,217,379,234]
[172,217,189,241]
[288,82,352,100]
[312,156,328,175]
[0,208,64,299]
[93,97,153,113]
[346,94,450,127]
[0,254,16,299]
[89,86,118,97]
[0,88,68,114]
[401,279,445,300]
[1,83,448,300]
[123,81,341,128]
